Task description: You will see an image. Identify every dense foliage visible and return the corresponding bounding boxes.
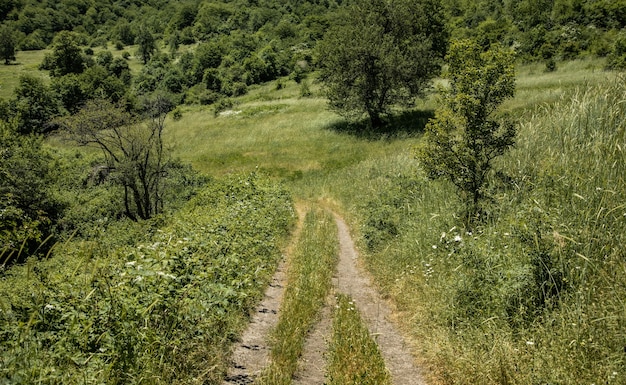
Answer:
[0,121,60,263]
[317,0,447,128]
[418,40,516,225]
[0,174,294,384]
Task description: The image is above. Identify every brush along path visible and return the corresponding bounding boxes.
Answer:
[222,206,306,385]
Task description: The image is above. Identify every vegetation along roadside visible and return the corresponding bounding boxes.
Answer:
[1,0,626,383]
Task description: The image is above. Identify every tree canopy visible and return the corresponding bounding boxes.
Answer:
[316,0,448,129]
[0,24,16,64]
[417,39,517,225]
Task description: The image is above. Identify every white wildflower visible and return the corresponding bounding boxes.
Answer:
[157,271,177,280]
[454,235,462,242]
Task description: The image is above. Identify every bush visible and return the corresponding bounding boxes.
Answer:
[0,174,294,384]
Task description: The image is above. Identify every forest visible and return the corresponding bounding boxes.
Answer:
[1,0,626,384]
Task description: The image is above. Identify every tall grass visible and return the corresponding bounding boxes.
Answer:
[326,294,392,385]
[256,208,338,385]
[322,74,626,384]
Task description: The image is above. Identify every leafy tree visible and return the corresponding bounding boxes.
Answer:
[417,40,516,225]
[606,31,626,70]
[316,0,448,129]
[51,73,86,113]
[114,19,135,46]
[58,98,172,221]
[0,121,60,263]
[9,74,62,134]
[0,24,17,65]
[40,30,85,76]
[135,25,156,64]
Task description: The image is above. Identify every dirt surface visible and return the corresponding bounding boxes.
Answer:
[222,258,287,385]
[222,208,426,385]
[333,213,426,385]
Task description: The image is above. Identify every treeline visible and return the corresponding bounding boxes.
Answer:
[442,0,626,63]
[2,0,626,62]
[2,0,626,117]
[0,0,333,50]
[0,0,338,128]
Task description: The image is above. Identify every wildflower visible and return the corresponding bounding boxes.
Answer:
[453,235,462,242]
[432,245,437,249]
[44,304,55,311]
[526,341,534,346]
[157,271,177,280]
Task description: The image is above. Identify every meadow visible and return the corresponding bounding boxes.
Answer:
[163,58,625,384]
[2,54,625,384]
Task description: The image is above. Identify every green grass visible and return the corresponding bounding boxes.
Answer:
[13,54,624,384]
[0,175,295,384]
[0,50,49,99]
[316,70,626,384]
[503,57,610,113]
[256,208,338,385]
[166,96,420,184]
[326,294,392,385]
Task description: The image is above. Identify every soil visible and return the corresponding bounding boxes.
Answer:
[222,208,426,385]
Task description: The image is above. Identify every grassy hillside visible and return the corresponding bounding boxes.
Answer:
[166,58,624,384]
[0,176,294,384]
[2,55,623,384]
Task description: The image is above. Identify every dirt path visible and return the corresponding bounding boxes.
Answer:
[332,214,426,385]
[222,257,287,385]
[222,205,306,385]
[222,207,426,385]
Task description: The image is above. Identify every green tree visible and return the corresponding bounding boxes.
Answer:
[0,121,59,263]
[317,0,448,129]
[58,98,172,221]
[417,40,516,225]
[9,74,62,134]
[136,25,156,64]
[0,24,17,65]
[40,31,85,77]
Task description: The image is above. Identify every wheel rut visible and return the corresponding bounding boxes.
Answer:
[222,207,426,385]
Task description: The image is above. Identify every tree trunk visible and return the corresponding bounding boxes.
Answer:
[368,110,383,130]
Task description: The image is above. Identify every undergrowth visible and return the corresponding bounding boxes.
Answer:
[328,75,626,384]
[0,173,294,384]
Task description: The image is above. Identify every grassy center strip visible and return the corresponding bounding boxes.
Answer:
[326,294,392,385]
[256,208,338,385]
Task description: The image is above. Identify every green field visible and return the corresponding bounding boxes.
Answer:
[162,57,626,384]
[2,54,625,384]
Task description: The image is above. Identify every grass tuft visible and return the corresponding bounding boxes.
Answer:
[326,294,392,385]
